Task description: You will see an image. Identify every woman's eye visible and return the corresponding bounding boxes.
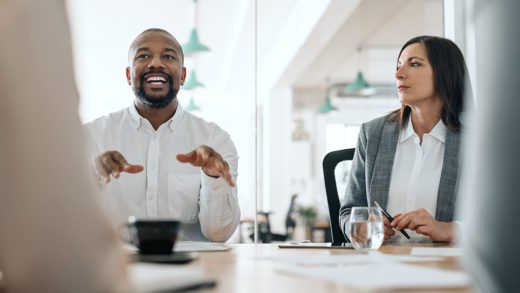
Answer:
[411,62,420,67]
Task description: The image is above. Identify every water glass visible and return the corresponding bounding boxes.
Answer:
[349,207,384,252]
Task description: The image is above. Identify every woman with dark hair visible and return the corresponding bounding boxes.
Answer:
[339,36,470,243]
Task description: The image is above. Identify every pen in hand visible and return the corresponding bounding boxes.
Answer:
[373,201,411,240]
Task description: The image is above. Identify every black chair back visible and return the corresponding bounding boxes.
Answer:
[322,148,355,243]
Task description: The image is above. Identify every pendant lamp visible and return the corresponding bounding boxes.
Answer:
[184,97,200,112]
[345,71,370,92]
[182,0,210,56]
[317,82,337,114]
[183,70,204,89]
[317,96,337,114]
[183,29,210,55]
[344,48,373,95]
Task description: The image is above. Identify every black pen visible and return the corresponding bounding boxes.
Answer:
[373,201,411,240]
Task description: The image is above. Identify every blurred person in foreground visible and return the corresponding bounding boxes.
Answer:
[460,0,520,291]
[339,36,471,243]
[85,28,239,242]
[0,0,128,292]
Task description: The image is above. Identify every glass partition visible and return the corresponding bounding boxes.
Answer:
[256,0,444,243]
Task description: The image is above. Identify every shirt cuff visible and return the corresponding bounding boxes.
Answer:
[200,171,232,197]
[452,221,463,243]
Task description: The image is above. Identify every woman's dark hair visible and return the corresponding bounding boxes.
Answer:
[388,35,470,132]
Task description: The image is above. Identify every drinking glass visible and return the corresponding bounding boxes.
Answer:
[349,207,384,252]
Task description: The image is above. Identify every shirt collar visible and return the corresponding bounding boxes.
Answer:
[128,102,185,131]
[128,104,142,129]
[400,115,446,143]
[400,115,415,143]
[428,118,446,143]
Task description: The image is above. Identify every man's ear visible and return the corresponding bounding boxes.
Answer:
[181,67,186,85]
[126,67,131,85]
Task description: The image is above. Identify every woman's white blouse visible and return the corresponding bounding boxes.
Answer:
[387,116,446,241]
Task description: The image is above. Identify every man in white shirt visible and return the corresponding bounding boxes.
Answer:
[85,28,240,242]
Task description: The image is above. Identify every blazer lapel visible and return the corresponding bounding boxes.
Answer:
[370,119,399,209]
[435,129,461,221]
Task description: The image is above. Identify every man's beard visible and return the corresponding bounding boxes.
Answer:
[134,74,179,109]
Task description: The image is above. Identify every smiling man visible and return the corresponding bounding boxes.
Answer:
[84,28,240,242]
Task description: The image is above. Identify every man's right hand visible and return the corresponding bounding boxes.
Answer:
[93,151,144,184]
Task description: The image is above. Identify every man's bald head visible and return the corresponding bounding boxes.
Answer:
[126,28,187,109]
[128,28,184,65]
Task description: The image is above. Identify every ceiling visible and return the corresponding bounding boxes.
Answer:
[291,0,444,88]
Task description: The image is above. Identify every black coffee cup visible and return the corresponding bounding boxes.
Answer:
[127,217,181,255]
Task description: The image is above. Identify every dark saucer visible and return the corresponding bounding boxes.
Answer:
[133,252,197,264]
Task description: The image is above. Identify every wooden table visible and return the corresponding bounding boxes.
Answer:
[188,243,470,293]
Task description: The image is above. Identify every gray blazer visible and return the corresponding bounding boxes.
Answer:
[339,115,461,237]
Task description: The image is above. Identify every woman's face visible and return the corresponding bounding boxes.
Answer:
[395,43,437,107]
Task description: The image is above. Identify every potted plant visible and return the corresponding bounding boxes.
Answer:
[296,205,317,241]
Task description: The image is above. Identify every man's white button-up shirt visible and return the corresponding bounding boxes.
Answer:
[84,104,240,242]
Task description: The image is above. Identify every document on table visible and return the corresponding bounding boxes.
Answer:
[121,241,232,254]
[411,247,463,257]
[275,262,469,290]
[261,253,441,266]
[129,263,215,293]
[174,241,232,252]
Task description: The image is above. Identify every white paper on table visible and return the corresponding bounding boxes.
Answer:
[275,262,470,290]
[174,241,232,252]
[129,263,215,293]
[121,241,232,254]
[260,253,441,266]
[411,247,463,257]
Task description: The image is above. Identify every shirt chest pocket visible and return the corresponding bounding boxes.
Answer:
[167,174,201,222]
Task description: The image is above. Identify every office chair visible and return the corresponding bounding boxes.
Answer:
[322,148,355,244]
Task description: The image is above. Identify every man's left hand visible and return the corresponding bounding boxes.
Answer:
[391,208,455,242]
[176,145,235,187]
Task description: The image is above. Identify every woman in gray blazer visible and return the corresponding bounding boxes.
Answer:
[339,36,470,243]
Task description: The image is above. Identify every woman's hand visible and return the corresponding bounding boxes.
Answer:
[391,208,456,242]
[383,216,396,241]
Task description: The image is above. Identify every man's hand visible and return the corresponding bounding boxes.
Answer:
[391,208,455,242]
[93,151,144,184]
[176,145,235,187]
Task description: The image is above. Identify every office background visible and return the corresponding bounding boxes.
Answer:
[67,0,472,242]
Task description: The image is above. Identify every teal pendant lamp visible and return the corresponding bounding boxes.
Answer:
[318,82,338,114]
[184,97,200,112]
[317,82,337,114]
[182,29,210,55]
[345,71,370,92]
[317,96,337,113]
[182,0,210,56]
[183,71,204,89]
